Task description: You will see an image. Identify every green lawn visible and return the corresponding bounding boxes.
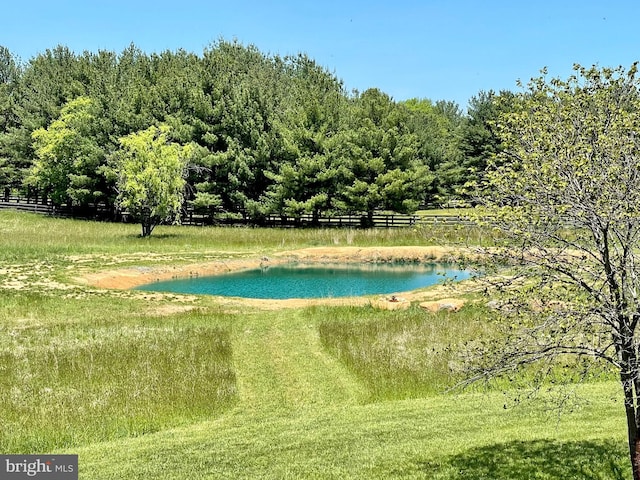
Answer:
[416,207,474,217]
[0,210,631,479]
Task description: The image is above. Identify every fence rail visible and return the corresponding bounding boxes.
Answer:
[0,197,52,214]
[0,196,119,220]
[419,215,476,226]
[0,195,472,228]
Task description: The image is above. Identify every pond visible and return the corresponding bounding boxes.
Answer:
[134,263,472,299]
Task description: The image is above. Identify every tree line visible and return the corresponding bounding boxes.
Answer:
[0,40,511,228]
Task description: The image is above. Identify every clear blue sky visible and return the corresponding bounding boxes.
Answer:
[4,0,640,108]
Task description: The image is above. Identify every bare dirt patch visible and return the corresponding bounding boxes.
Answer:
[419,298,466,312]
[272,246,460,263]
[73,257,284,290]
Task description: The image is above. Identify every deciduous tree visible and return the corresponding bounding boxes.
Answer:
[114,124,192,237]
[469,63,640,480]
[28,96,104,205]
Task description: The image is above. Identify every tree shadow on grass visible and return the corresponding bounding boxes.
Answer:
[125,233,182,240]
[419,439,629,479]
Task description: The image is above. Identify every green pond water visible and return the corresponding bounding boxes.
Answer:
[134,263,473,299]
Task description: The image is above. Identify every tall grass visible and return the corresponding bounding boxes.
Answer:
[0,312,236,452]
[317,304,494,400]
[318,302,616,406]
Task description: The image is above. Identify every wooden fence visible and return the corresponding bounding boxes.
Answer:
[0,195,472,228]
[0,196,119,220]
[0,196,52,214]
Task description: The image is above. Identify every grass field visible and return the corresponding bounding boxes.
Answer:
[0,210,631,479]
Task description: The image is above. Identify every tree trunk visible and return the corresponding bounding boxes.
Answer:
[634,438,640,480]
[621,358,640,480]
[625,405,640,480]
[360,211,374,228]
[140,208,154,237]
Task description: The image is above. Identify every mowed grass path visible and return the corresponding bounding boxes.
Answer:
[230,310,367,412]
